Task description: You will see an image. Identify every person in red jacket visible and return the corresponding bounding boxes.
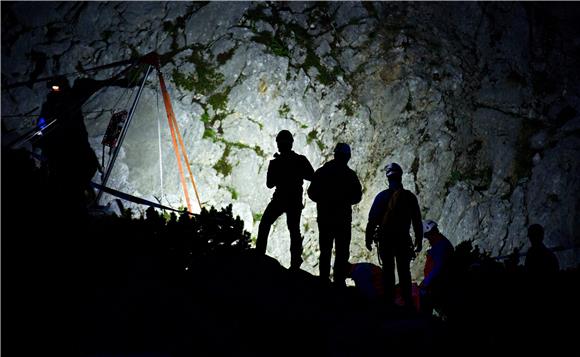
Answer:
[420,219,454,316]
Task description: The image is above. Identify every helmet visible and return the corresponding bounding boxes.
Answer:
[276,130,293,143]
[385,162,403,177]
[334,143,351,155]
[423,219,438,236]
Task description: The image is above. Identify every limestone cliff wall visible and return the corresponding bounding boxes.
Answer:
[3,2,579,275]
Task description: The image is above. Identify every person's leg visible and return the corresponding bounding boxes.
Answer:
[286,206,303,269]
[256,200,284,254]
[318,216,333,282]
[379,243,396,303]
[333,218,352,287]
[396,250,413,307]
[419,287,433,316]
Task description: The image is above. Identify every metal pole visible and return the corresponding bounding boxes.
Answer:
[96,64,152,204]
[3,58,137,91]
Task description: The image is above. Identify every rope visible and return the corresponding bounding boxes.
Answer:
[158,70,193,213]
[170,102,203,211]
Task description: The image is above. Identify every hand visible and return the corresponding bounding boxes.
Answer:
[414,243,422,253]
[366,241,373,252]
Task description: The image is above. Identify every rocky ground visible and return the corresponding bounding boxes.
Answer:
[2,2,579,274]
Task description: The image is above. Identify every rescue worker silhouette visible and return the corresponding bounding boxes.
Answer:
[420,219,454,316]
[365,162,423,308]
[37,75,126,214]
[307,143,362,287]
[525,224,559,274]
[256,130,314,270]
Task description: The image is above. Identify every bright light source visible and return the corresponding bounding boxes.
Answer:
[51,85,60,92]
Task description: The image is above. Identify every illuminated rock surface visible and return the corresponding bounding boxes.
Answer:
[2,2,579,273]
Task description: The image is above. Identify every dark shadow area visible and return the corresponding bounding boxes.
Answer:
[2,148,579,357]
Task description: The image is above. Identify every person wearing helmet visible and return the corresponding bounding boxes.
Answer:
[420,219,454,316]
[365,162,423,308]
[37,72,133,216]
[307,143,362,287]
[37,76,101,215]
[256,130,314,270]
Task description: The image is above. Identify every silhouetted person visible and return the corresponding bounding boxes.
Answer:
[525,224,559,274]
[308,143,362,287]
[256,130,314,270]
[365,162,423,308]
[36,74,130,216]
[36,77,96,213]
[419,219,454,316]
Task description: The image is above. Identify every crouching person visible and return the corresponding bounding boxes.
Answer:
[420,219,454,316]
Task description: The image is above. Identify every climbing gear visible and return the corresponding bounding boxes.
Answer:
[7,52,204,214]
[379,188,404,231]
[157,64,202,213]
[95,52,203,214]
[101,110,128,148]
[91,182,192,215]
[155,84,165,205]
[96,64,153,204]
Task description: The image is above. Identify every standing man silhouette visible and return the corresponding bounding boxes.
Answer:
[256,130,314,270]
[37,76,103,214]
[525,224,559,274]
[308,143,362,287]
[365,162,423,308]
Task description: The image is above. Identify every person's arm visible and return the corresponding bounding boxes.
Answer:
[73,66,136,104]
[307,169,321,202]
[422,247,443,288]
[73,78,111,104]
[411,193,423,253]
[266,160,277,188]
[365,192,385,251]
[302,156,315,181]
[350,171,363,205]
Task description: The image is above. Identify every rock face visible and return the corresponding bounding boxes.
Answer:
[3,2,580,275]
